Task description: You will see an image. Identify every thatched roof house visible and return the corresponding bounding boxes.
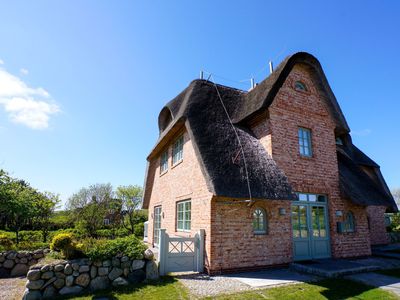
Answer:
[143,52,396,274]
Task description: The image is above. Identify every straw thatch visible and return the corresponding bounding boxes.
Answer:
[143,52,396,212]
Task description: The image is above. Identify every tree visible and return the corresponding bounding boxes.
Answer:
[116,185,143,234]
[67,183,114,237]
[0,171,38,243]
[33,191,60,242]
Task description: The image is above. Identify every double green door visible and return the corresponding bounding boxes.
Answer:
[292,195,331,261]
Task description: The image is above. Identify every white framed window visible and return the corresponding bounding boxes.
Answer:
[160,150,168,173]
[103,218,110,225]
[298,127,312,157]
[176,200,191,232]
[253,208,267,234]
[172,136,184,165]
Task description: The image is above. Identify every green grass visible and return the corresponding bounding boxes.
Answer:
[54,277,398,300]
[209,279,398,300]
[56,277,189,300]
[376,268,400,279]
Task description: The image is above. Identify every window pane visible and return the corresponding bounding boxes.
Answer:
[299,194,307,201]
[177,221,183,230]
[253,208,266,233]
[308,194,317,202]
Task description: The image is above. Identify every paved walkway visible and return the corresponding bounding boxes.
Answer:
[345,272,400,296]
[225,268,320,287]
[0,276,26,300]
[177,268,319,297]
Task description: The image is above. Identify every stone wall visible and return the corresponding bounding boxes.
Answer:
[0,249,47,277]
[23,249,159,300]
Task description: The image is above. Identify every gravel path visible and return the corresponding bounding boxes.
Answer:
[177,273,251,297]
[0,276,26,300]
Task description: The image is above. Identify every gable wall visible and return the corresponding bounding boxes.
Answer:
[262,63,371,258]
[146,129,213,267]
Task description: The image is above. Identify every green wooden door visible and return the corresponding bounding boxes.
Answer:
[292,194,330,261]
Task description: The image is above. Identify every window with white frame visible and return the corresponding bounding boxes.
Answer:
[177,200,191,231]
[298,127,312,157]
[160,150,168,173]
[103,218,110,225]
[253,208,267,234]
[172,136,184,165]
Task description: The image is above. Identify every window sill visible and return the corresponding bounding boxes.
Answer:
[176,229,191,233]
[160,170,168,177]
[299,154,314,160]
[171,159,183,169]
[254,231,267,235]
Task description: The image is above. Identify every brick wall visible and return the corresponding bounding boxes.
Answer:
[367,206,390,245]
[146,128,213,269]
[256,63,371,258]
[208,198,292,274]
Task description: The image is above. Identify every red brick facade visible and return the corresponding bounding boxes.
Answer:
[367,206,390,245]
[145,62,389,274]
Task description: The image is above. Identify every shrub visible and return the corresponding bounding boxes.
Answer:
[134,222,144,237]
[84,235,146,261]
[49,233,82,259]
[50,233,74,251]
[19,230,43,242]
[96,228,130,239]
[16,241,48,251]
[0,234,14,250]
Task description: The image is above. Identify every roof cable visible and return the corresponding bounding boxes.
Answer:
[210,75,253,204]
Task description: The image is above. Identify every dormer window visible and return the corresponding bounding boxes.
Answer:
[336,137,343,145]
[294,81,307,92]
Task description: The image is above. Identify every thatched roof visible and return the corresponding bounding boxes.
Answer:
[143,52,396,212]
[337,139,397,212]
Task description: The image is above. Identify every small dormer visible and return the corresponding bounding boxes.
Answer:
[158,107,173,134]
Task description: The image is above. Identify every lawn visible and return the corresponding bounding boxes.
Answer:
[56,277,398,300]
[376,268,400,279]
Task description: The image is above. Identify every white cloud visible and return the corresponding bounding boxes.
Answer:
[0,66,60,129]
[20,68,29,75]
[0,59,3,65]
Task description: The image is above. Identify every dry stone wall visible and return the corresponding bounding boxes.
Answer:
[23,249,158,300]
[0,249,47,277]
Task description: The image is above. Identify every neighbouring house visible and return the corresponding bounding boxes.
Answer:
[142,52,397,275]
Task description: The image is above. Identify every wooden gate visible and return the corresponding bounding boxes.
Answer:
[158,229,205,275]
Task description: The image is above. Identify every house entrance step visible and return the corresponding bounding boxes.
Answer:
[290,258,379,278]
[372,243,400,260]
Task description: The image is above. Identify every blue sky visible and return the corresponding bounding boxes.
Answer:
[0,1,399,207]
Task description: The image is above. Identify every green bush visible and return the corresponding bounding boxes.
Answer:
[0,234,14,250]
[19,230,43,242]
[96,228,130,239]
[50,233,74,251]
[50,233,80,259]
[134,222,144,237]
[84,235,146,261]
[16,241,48,251]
